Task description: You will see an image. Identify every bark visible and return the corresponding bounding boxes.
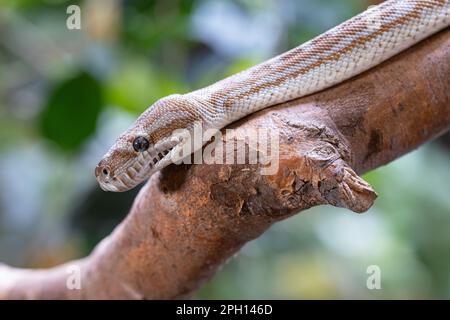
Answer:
[0,29,449,300]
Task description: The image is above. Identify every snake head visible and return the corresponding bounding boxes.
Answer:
[95,100,189,192]
[95,128,178,192]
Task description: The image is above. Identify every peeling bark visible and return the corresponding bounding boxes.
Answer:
[0,28,449,300]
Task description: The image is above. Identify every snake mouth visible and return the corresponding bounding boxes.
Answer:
[99,146,175,192]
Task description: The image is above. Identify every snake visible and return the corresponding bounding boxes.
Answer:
[95,0,449,192]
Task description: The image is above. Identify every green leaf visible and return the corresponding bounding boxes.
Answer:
[40,71,103,151]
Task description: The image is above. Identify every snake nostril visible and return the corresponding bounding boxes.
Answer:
[95,165,111,178]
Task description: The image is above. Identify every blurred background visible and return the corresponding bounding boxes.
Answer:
[0,0,449,299]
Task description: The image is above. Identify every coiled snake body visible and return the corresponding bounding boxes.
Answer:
[96,0,449,192]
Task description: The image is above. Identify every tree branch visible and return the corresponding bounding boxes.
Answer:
[1,28,449,300]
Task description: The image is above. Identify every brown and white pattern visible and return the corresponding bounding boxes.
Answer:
[96,0,449,192]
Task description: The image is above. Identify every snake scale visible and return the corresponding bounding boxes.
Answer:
[96,0,449,192]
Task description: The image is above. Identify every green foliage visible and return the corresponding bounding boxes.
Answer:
[224,57,262,77]
[122,0,194,53]
[105,60,186,114]
[2,0,82,10]
[39,71,103,151]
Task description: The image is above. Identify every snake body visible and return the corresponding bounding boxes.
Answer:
[96,0,450,192]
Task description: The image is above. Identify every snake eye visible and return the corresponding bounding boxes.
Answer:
[133,136,150,152]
